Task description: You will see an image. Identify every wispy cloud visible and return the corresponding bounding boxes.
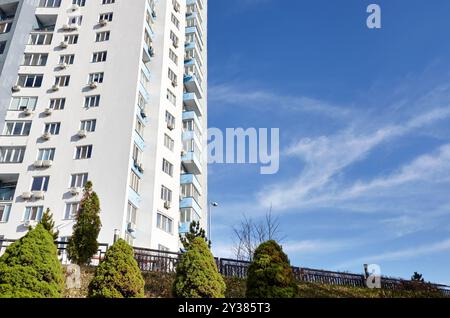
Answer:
[209,84,351,119]
[337,238,450,269]
[258,107,450,211]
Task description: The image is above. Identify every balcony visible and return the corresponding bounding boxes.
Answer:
[182,151,202,175]
[184,74,202,99]
[179,222,190,234]
[183,93,202,117]
[180,197,202,216]
[181,174,202,193]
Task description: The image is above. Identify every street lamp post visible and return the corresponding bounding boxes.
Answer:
[208,201,218,242]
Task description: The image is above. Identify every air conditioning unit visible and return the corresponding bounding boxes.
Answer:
[89,81,98,89]
[140,108,148,118]
[167,122,175,130]
[21,192,32,200]
[33,160,43,168]
[70,4,79,11]
[11,85,21,92]
[60,41,68,48]
[43,108,52,116]
[41,160,53,168]
[99,19,108,26]
[138,163,144,173]
[173,40,179,48]
[23,108,34,116]
[42,132,51,140]
[58,62,68,69]
[70,187,81,196]
[181,150,187,156]
[24,220,38,228]
[62,24,71,30]
[151,10,157,18]
[171,80,178,87]
[127,222,136,233]
[77,129,87,138]
[51,84,60,91]
[32,191,45,200]
[148,47,155,57]
[164,201,171,209]
[63,24,78,31]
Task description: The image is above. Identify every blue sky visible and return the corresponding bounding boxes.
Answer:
[206,0,450,285]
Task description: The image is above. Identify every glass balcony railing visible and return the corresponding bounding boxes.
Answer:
[0,187,15,201]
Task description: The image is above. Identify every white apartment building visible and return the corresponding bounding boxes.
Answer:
[0,0,208,252]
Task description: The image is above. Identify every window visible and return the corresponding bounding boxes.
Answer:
[75,145,93,159]
[88,72,104,84]
[168,68,177,86]
[80,119,96,132]
[165,111,175,129]
[49,98,65,110]
[37,148,55,161]
[171,14,179,29]
[102,0,115,4]
[130,170,140,193]
[64,202,79,220]
[162,159,173,177]
[9,97,38,111]
[96,31,110,42]
[132,144,142,164]
[158,244,169,252]
[59,54,74,65]
[167,89,176,105]
[0,205,11,223]
[23,53,48,66]
[70,173,88,188]
[29,33,53,45]
[170,30,178,48]
[135,117,144,136]
[55,75,70,87]
[31,176,49,192]
[164,134,174,151]
[0,41,6,54]
[24,206,44,221]
[68,15,83,26]
[157,213,173,234]
[3,121,32,136]
[99,12,113,22]
[137,92,146,110]
[92,51,107,63]
[180,208,200,224]
[72,0,85,6]
[169,49,178,65]
[127,202,137,224]
[63,34,78,44]
[181,184,201,203]
[0,22,12,34]
[85,95,100,108]
[44,122,61,135]
[40,0,62,7]
[160,185,172,202]
[0,147,25,163]
[17,74,43,88]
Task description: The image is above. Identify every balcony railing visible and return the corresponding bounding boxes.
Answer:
[0,187,15,201]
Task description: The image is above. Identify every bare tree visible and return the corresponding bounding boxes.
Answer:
[232,206,285,261]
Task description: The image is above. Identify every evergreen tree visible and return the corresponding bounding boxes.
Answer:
[39,208,59,241]
[173,237,225,298]
[88,239,145,298]
[246,240,298,298]
[67,181,102,265]
[411,272,425,282]
[179,221,211,249]
[0,224,64,298]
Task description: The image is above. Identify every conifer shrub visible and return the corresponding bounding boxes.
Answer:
[246,240,298,298]
[88,239,145,298]
[173,237,226,298]
[68,181,102,265]
[0,224,64,298]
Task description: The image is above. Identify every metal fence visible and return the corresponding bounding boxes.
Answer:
[1,239,450,296]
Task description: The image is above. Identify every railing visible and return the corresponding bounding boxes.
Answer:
[1,239,449,296]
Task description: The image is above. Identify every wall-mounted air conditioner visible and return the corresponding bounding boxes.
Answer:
[89,81,98,89]
[70,187,80,196]
[60,41,68,49]
[164,201,171,209]
[51,84,60,91]
[32,191,45,200]
[44,108,52,116]
[99,19,108,26]
[77,130,87,138]
[11,85,21,92]
[23,108,34,116]
[42,132,51,140]
[21,192,32,200]
[41,160,53,168]
[33,160,43,168]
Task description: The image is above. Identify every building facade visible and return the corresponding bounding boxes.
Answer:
[0,0,208,252]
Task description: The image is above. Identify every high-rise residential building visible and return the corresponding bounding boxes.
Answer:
[0,0,208,252]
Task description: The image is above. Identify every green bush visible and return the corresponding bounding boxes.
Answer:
[88,239,145,298]
[173,237,226,298]
[68,181,102,265]
[246,240,297,298]
[0,224,64,298]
